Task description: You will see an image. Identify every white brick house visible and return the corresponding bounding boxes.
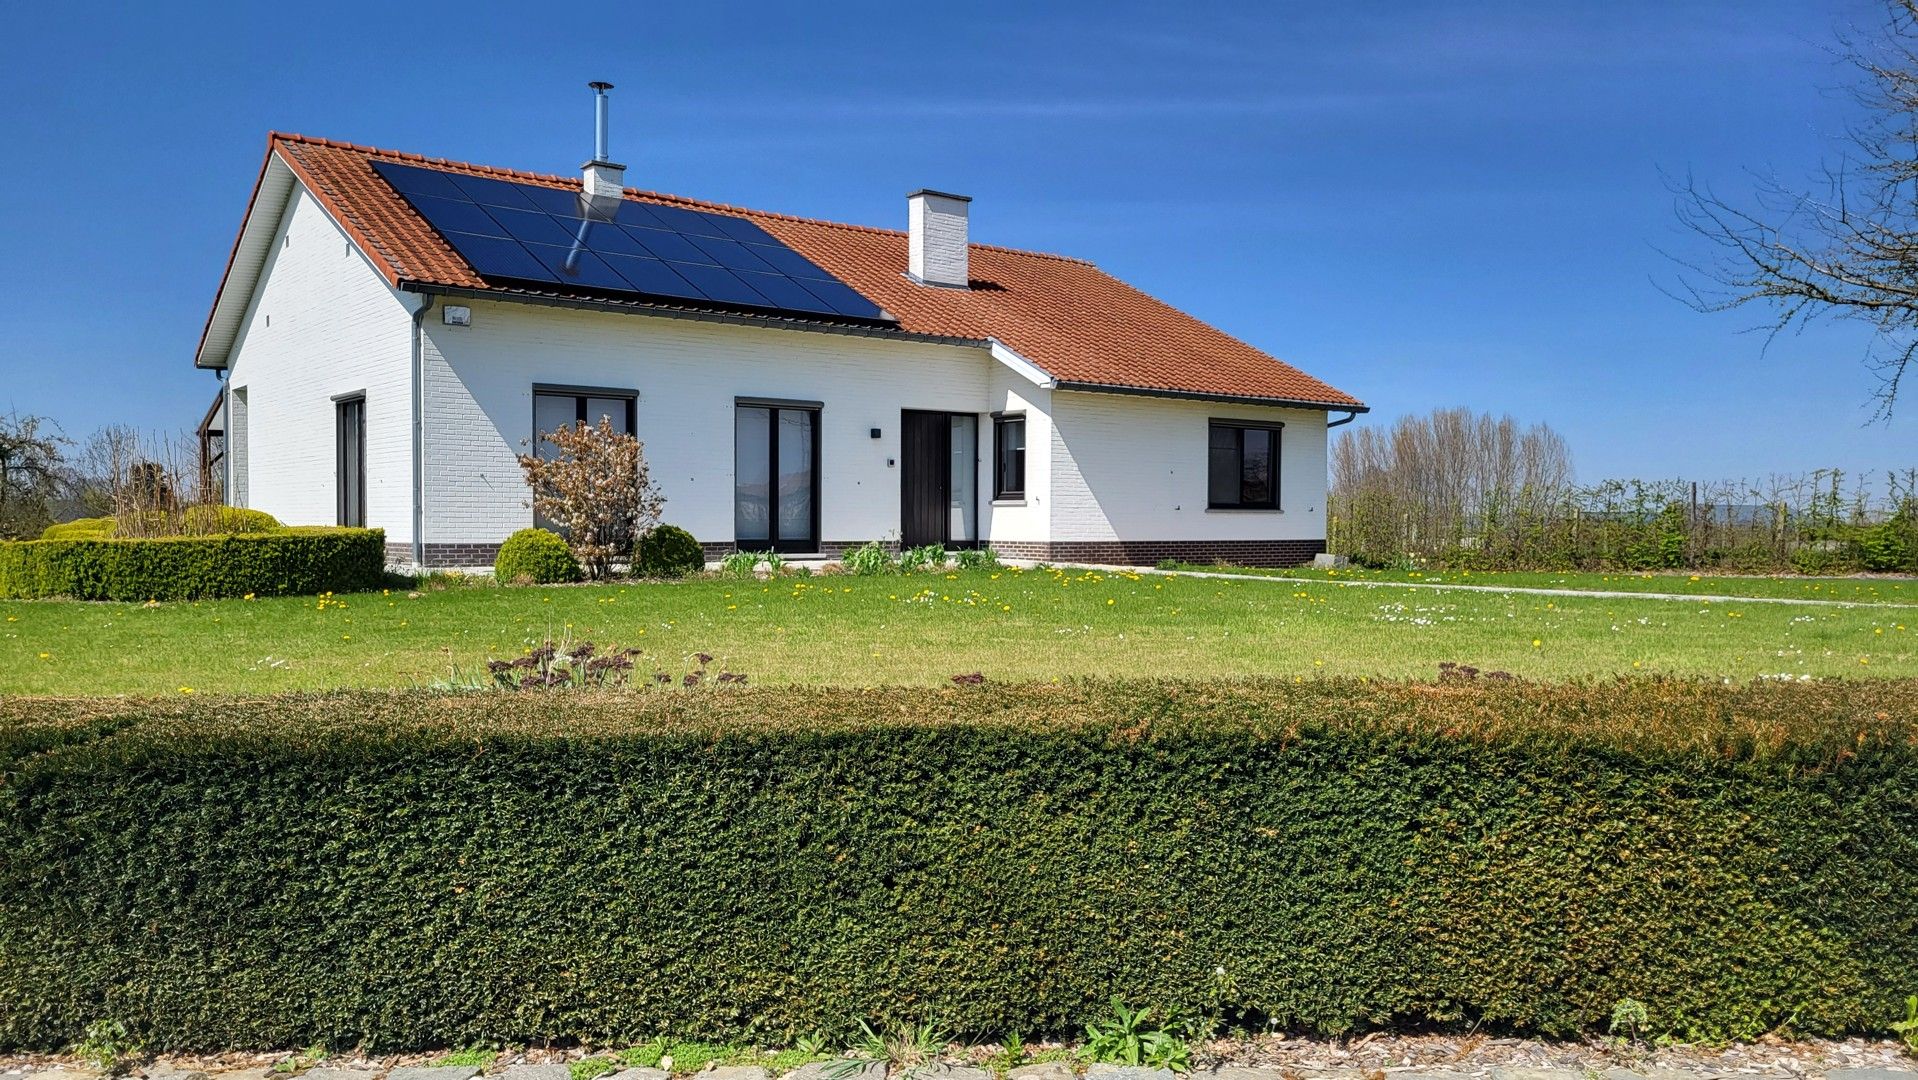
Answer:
[194,125,1364,569]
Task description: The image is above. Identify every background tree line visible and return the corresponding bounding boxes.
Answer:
[1330,407,1918,573]
[0,414,213,540]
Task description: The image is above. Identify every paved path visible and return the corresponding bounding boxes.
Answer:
[1056,564,1918,610]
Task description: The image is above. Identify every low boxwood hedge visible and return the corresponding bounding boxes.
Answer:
[1,679,1914,1051]
[0,527,384,600]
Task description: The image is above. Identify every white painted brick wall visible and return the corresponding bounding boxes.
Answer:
[222,185,416,541]
[983,364,1051,543]
[421,301,1002,547]
[1048,391,1329,542]
[226,386,249,507]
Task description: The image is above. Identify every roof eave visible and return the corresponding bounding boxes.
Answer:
[193,142,290,370]
[1052,379,1368,413]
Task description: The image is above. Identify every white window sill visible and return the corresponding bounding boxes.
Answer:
[991,498,1029,507]
[1205,507,1283,514]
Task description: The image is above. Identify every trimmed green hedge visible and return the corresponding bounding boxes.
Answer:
[0,527,384,600]
[1,679,1915,1051]
[39,516,117,540]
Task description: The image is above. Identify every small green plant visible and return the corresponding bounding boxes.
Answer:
[719,550,760,577]
[954,547,1002,570]
[794,1032,831,1059]
[1609,997,1651,1044]
[760,551,787,574]
[617,1039,670,1069]
[435,1049,498,1069]
[764,1045,831,1074]
[899,544,948,573]
[987,1033,1026,1078]
[495,527,583,585]
[834,1019,945,1076]
[658,1041,732,1074]
[1081,997,1190,1074]
[570,1058,618,1080]
[841,541,895,575]
[272,1045,327,1074]
[1892,994,1918,1055]
[74,1019,144,1076]
[1155,558,1180,571]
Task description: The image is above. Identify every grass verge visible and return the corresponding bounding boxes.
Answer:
[0,566,1912,695]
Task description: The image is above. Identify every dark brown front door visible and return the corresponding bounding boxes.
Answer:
[900,410,948,548]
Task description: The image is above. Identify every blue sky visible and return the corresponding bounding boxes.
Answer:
[0,1,1907,485]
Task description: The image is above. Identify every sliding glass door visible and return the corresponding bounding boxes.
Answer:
[735,403,820,552]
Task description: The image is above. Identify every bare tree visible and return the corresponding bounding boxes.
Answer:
[1331,407,1575,565]
[1671,0,1918,414]
[0,414,71,539]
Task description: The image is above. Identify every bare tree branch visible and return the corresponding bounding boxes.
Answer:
[1669,0,1918,417]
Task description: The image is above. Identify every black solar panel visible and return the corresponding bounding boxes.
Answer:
[372,161,890,323]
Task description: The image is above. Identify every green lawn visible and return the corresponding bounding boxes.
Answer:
[1172,562,1918,604]
[2,566,1913,695]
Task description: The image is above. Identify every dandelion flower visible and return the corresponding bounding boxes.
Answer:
[1532,639,1542,648]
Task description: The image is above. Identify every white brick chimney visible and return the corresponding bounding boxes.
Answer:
[907,189,971,288]
[581,81,626,200]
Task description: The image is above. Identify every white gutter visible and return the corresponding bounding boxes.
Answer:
[409,293,435,567]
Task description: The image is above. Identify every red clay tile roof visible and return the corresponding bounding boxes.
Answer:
[260,133,1364,409]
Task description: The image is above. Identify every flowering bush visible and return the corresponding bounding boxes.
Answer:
[516,418,664,580]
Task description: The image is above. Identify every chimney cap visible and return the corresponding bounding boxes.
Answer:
[907,188,972,203]
[589,80,614,91]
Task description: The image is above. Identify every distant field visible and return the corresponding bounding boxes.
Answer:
[1170,563,1918,604]
[1,565,1911,696]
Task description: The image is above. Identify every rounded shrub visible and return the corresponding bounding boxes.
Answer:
[493,528,581,585]
[182,505,283,535]
[636,524,705,578]
[41,517,116,540]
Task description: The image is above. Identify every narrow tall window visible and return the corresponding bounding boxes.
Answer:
[336,395,366,527]
[1206,420,1281,510]
[993,414,1026,500]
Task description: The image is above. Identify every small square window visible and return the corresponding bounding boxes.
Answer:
[1207,420,1281,509]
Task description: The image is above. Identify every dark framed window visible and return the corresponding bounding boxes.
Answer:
[532,385,637,458]
[992,413,1026,500]
[1207,420,1281,509]
[335,394,366,527]
[735,399,821,553]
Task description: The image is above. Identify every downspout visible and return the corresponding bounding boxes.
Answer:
[410,292,435,567]
[1326,410,1359,428]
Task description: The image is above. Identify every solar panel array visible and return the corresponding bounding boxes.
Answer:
[371,161,890,323]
